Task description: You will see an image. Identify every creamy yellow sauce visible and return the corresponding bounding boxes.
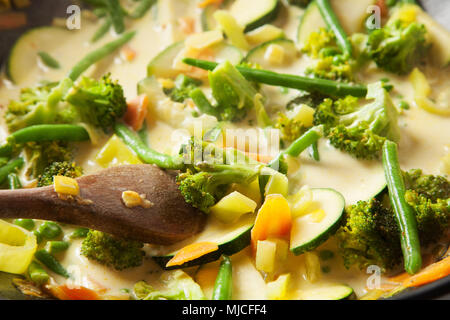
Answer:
[0,0,449,300]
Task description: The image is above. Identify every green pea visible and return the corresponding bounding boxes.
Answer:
[69,227,90,239]
[33,230,43,244]
[28,261,49,285]
[14,219,35,231]
[45,241,70,254]
[38,221,62,239]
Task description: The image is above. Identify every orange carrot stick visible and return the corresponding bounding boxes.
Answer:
[124,94,149,131]
[166,241,219,267]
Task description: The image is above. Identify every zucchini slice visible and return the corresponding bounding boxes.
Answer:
[297,0,375,49]
[297,284,354,300]
[152,214,255,270]
[290,188,345,255]
[229,0,281,32]
[201,5,218,31]
[6,26,71,84]
[244,39,297,69]
[147,41,185,78]
[147,42,243,78]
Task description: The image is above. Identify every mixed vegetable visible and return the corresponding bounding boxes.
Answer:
[0,0,449,301]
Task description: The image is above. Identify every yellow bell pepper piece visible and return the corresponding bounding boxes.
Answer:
[95,134,143,168]
[0,220,37,274]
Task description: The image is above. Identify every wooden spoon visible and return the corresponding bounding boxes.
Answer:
[0,164,205,245]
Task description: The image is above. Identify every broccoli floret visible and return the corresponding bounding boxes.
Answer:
[366,21,429,75]
[163,74,202,103]
[65,74,127,132]
[37,161,83,187]
[208,61,259,122]
[405,190,449,246]
[177,163,261,213]
[337,170,449,271]
[403,169,450,202]
[303,28,354,82]
[313,82,400,159]
[275,112,307,143]
[24,141,74,178]
[5,81,71,132]
[5,74,127,133]
[336,198,402,271]
[80,230,145,271]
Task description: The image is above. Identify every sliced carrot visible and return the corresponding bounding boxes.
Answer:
[166,241,219,267]
[198,0,223,9]
[251,194,292,252]
[48,284,100,300]
[403,256,450,288]
[124,94,149,131]
[0,12,26,30]
[387,256,450,289]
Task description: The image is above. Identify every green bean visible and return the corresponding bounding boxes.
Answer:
[114,123,184,170]
[129,0,156,19]
[38,221,62,240]
[28,261,50,285]
[137,120,149,147]
[382,141,422,274]
[104,0,125,34]
[316,0,353,57]
[35,249,69,278]
[91,18,112,43]
[8,124,90,144]
[284,126,323,158]
[45,241,70,254]
[182,58,368,97]
[0,158,24,185]
[212,255,232,300]
[189,88,220,118]
[309,141,320,162]
[37,51,61,69]
[69,227,90,239]
[8,173,22,189]
[68,30,136,81]
[13,219,35,231]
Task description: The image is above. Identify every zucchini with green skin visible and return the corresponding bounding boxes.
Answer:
[147,42,243,78]
[290,188,345,255]
[152,214,254,270]
[296,284,354,300]
[7,27,70,83]
[244,39,297,69]
[229,0,281,32]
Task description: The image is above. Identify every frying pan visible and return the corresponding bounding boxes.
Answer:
[0,0,448,300]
